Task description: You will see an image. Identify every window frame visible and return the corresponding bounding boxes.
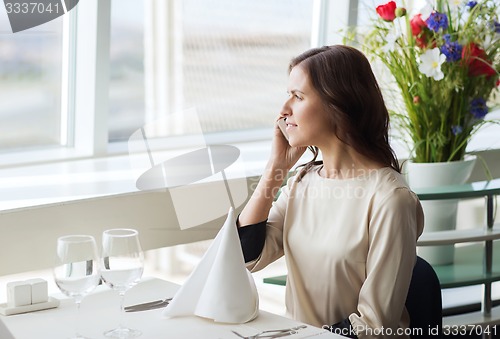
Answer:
[1,0,498,170]
[2,0,323,167]
[72,0,111,157]
[1,0,112,168]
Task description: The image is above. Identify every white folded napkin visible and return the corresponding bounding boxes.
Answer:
[162,207,259,323]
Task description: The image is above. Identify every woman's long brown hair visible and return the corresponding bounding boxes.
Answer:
[289,45,400,180]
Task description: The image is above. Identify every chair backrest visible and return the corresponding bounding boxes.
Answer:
[405,256,443,338]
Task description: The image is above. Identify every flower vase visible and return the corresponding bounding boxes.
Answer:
[406,156,477,265]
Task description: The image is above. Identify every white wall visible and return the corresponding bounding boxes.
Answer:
[0,176,258,276]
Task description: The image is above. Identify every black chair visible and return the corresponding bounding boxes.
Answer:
[405,256,443,338]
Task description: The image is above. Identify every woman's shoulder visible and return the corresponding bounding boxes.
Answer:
[287,164,411,190]
[371,167,420,204]
[288,165,406,185]
[372,167,410,188]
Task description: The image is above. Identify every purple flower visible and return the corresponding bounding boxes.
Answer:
[440,41,463,62]
[443,34,451,43]
[495,21,500,33]
[466,1,477,9]
[470,98,488,119]
[426,12,449,32]
[451,125,463,135]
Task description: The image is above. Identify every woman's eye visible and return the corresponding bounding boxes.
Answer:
[286,92,302,101]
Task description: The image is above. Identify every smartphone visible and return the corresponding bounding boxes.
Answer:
[277,118,289,141]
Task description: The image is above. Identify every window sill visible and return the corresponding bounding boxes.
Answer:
[0,140,274,212]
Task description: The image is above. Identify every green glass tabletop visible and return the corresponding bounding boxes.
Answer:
[263,242,500,288]
[414,178,500,201]
[263,275,287,286]
[433,242,500,288]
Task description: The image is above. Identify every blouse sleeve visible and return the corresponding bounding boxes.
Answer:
[348,187,424,338]
[237,219,267,263]
[240,175,295,272]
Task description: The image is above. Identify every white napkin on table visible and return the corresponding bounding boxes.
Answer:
[162,207,259,323]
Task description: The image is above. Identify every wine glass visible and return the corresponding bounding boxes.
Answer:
[100,228,144,338]
[54,235,101,339]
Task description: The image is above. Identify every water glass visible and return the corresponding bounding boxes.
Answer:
[54,235,100,339]
[100,228,144,338]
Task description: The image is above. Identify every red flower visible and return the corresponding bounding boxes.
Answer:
[410,14,429,48]
[462,43,496,77]
[376,1,397,22]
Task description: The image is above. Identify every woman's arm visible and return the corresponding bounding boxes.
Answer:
[238,119,306,226]
[238,174,295,271]
[238,162,289,226]
[348,188,424,338]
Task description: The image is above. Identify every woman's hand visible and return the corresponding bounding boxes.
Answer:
[238,117,305,226]
[238,116,307,226]
[270,116,307,171]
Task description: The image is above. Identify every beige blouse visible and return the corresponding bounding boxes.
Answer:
[246,166,424,339]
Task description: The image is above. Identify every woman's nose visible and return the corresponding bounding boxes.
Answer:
[280,100,292,117]
[280,108,291,119]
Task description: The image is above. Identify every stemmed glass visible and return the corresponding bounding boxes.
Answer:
[53,235,101,339]
[100,228,144,338]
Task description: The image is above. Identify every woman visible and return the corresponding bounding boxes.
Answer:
[237,45,424,338]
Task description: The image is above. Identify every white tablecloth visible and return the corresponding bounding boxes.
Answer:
[0,277,344,339]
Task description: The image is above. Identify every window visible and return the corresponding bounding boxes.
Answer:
[1,0,497,164]
[108,0,314,144]
[108,0,145,142]
[0,8,63,152]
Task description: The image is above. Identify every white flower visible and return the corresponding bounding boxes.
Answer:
[420,2,434,21]
[483,34,493,49]
[448,0,461,17]
[382,24,402,53]
[418,48,446,81]
[382,17,404,53]
[424,0,436,7]
[382,32,398,53]
[482,27,500,49]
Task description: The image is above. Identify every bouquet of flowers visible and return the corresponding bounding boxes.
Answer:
[358,0,499,163]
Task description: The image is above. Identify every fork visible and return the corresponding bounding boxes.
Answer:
[124,297,173,312]
[231,325,307,339]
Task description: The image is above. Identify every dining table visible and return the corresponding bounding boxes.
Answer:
[0,277,345,339]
